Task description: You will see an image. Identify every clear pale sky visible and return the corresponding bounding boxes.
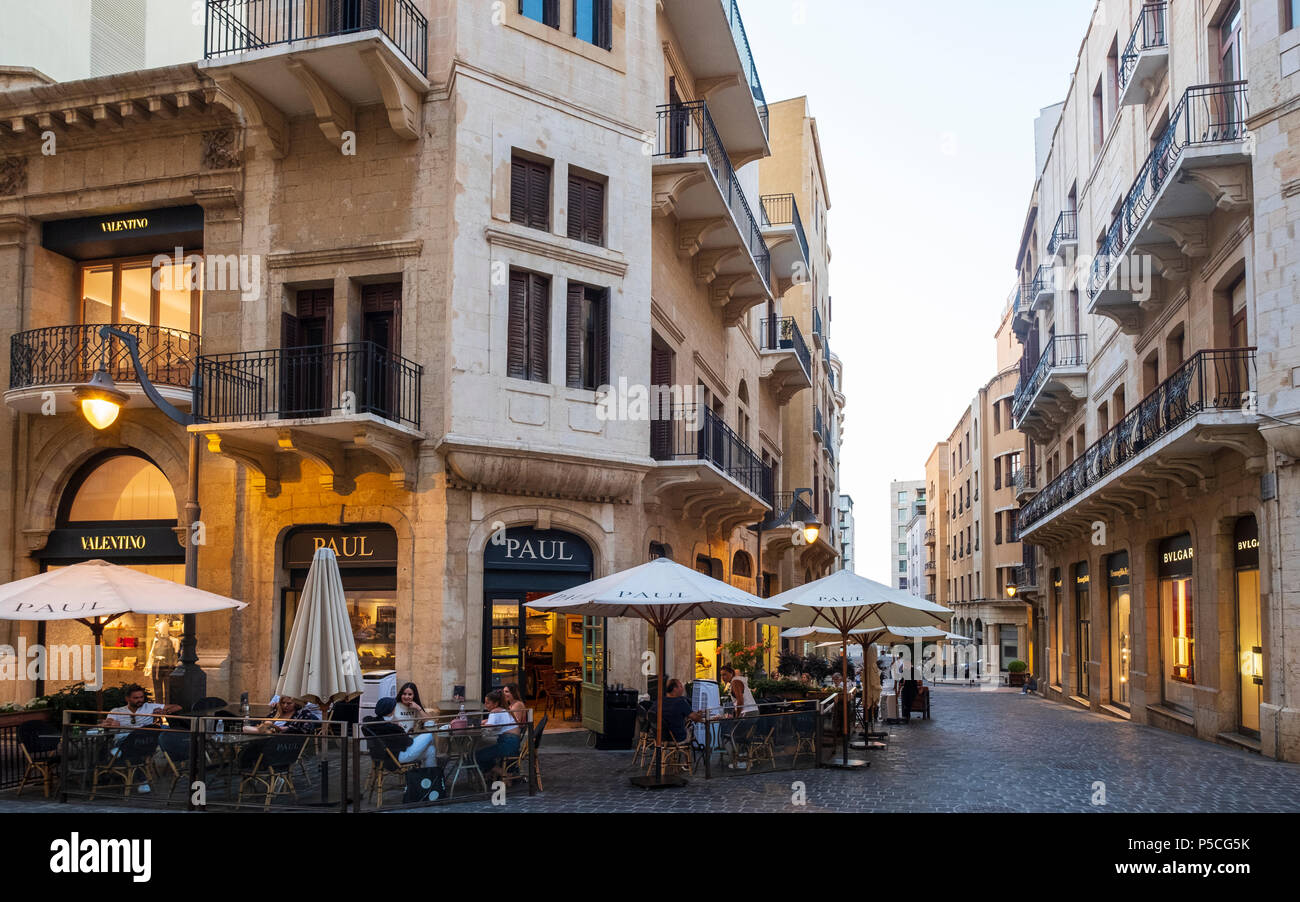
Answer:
[741,0,1096,583]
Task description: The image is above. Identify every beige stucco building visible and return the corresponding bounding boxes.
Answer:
[1010,0,1299,762]
[0,1,846,732]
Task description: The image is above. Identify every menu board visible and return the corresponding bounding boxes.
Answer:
[692,679,721,746]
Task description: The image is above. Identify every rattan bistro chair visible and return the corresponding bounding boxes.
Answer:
[792,710,817,767]
[502,715,547,791]
[236,734,307,810]
[16,720,60,798]
[360,720,420,808]
[90,729,161,799]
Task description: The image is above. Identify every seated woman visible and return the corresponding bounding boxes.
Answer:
[502,684,528,726]
[373,697,437,768]
[474,690,521,780]
[243,695,321,734]
[389,682,434,733]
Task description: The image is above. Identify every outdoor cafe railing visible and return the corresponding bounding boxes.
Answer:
[653,700,822,780]
[49,708,535,811]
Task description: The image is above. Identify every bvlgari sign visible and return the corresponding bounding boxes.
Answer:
[1158,533,1195,579]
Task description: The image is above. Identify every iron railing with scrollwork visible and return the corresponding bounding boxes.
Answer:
[1030,263,1058,300]
[203,0,428,75]
[924,528,936,544]
[650,403,773,506]
[812,307,823,340]
[1047,210,1077,258]
[1120,2,1168,95]
[1013,334,1088,424]
[1015,545,1039,591]
[195,341,422,429]
[759,194,809,265]
[724,0,768,137]
[10,324,199,392]
[1013,467,1037,497]
[1089,82,1249,302]
[759,316,811,382]
[757,491,814,531]
[655,101,771,289]
[813,405,824,439]
[1020,348,1256,530]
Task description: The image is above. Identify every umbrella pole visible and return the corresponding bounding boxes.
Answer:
[841,636,849,766]
[656,625,665,783]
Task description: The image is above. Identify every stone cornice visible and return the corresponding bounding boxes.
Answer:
[267,239,424,270]
[692,351,727,398]
[650,297,686,345]
[485,226,629,278]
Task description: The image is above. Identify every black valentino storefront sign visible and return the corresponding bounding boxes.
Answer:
[39,524,184,562]
[284,524,398,569]
[1158,533,1195,579]
[41,204,204,260]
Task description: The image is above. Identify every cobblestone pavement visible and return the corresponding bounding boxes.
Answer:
[6,687,1300,813]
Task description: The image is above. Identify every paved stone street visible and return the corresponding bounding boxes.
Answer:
[5,687,1300,814]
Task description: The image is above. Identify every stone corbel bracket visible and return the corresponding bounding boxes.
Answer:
[286,59,356,148]
[359,47,421,140]
[348,427,420,491]
[212,76,289,159]
[204,432,281,496]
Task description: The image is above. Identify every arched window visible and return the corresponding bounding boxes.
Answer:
[731,550,753,578]
[649,542,672,561]
[61,453,177,524]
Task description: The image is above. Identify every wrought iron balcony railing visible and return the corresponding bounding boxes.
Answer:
[924,528,936,544]
[924,560,935,574]
[1013,334,1087,424]
[655,101,771,289]
[724,0,769,137]
[1030,263,1058,299]
[1120,2,1168,95]
[1047,210,1078,258]
[204,0,429,75]
[650,403,774,505]
[822,337,831,370]
[195,341,423,429]
[759,316,811,382]
[1088,82,1249,302]
[10,324,199,392]
[813,405,825,439]
[758,491,814,530]
[1012,467,1038,496]
[1020,348,1256,530]
[759,194,809,264]
[813,307,823,339]
[1015,545,1039,591]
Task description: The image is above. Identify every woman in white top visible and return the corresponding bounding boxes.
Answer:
[720,665,759,717]
[389,682,432,733]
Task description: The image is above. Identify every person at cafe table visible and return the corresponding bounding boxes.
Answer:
[653,678,704,742]
[102,683,181,727]
[242,694,320,734]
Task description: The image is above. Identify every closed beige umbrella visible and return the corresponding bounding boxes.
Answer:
[275,547,362,706]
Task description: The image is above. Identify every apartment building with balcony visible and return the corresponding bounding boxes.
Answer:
[923,308,1030,670]
[905,508,928,600]
[836,492,855,573]
[1009,0,1298,762]
[0,1,845,728]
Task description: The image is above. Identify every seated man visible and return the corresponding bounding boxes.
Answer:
[652,679,703,743]
[103,683,182,728]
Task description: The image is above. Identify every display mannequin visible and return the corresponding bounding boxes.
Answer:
[144,619,179,704]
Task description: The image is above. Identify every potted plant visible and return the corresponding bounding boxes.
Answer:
[1007,659,1028,687]
[722,639,771,681]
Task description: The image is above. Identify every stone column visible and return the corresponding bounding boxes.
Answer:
[0,214,29,705]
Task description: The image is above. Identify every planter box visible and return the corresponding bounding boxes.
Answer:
[0,710,52,729]
[1008,672,1026,687]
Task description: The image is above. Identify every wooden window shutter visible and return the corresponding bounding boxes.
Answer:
[281,311,300,349]
[565,281,585,389]
[544,0,559,27]
[594,288,610,387]
[567,174,604,245]
[597,0,613,51]
[508,271,529,379]
[512,156,550,229]
[527,273,549,382]
[650,342,673,458]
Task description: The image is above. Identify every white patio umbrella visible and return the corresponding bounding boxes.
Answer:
[275,546,362,707]
[527,556,786,788]
[0,558,248,707]
[767,570,953,767]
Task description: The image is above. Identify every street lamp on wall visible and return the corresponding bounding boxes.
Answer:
[76,324,207,710]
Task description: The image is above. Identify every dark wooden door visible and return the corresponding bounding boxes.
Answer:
[361,283,401,421]
[281,289,332,418]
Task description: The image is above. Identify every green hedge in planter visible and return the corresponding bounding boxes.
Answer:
[1007,660,1028,673]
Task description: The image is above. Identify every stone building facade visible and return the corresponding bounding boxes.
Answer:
[0,1,846,728]
[1010,0,1299,762]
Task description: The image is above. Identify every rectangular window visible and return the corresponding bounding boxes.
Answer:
[567,173,605,246]
[898,543,907,556]
[1289,0,1300,31]
[511,155,551,231]
[520,0,560,28]
[995,513,1002,545]
[79,258,203,335]
[565,283,609,390]
[574,0,613,50]
[1092,79,1105,155]
[508,270,550,383]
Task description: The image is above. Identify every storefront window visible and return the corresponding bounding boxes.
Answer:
[1108,552,1131,709]
[695,619,719,682]
[1052,570,1062,687]
[1159,533,1195,712]
[1074,562,1090,698]
[1234,517,1261,736]
[79,257,202,334]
